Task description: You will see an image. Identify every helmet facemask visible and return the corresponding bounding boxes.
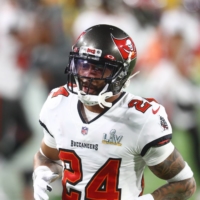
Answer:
[65,52,126,108]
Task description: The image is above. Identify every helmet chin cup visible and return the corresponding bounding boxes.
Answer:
[77,84,113,108]
[98,91,113,108]
[78,91,113,108]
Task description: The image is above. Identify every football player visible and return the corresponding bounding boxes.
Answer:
[33,24,196,200]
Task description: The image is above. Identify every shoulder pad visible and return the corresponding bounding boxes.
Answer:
[46,86,70,110]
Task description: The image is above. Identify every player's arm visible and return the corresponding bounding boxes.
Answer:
[136,103,196,200]
[136,141,196,200]
[34,140,62,174]
[149,148,196,200]
[33,140,62,200]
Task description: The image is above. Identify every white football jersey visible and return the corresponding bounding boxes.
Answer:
[39,85,172,200]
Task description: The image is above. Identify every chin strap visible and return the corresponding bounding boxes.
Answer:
[77,83,113,108]
[123,71,140,89]
[98,91,113,108]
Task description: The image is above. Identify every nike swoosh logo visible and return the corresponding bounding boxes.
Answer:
[152,106,160,114]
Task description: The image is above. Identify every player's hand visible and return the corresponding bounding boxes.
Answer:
[33,166,60,200]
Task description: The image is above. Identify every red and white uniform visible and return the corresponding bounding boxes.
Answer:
[39,85,173,200]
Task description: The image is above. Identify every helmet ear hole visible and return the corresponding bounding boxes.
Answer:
[109,79,125,95]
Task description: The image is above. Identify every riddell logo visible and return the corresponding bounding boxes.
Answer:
[87,48,96,54]
[79,46,102,57]
[112,35,137,61]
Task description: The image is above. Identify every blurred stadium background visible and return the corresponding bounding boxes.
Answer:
[0,0,199,199]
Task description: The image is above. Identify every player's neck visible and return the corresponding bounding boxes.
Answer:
[84,93,121,113]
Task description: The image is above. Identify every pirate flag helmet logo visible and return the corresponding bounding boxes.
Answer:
[112,35,137,62]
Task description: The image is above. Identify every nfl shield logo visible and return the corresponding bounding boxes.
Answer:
[81,127,88,135]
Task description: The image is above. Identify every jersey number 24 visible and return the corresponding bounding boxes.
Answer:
[59,149,121,200]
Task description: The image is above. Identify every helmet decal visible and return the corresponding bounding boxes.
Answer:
[79,46,102,57]
[104,55,116,60]
[111,34,137,61]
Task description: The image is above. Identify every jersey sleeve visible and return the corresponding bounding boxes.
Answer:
[137,104,172,156]
[39,89,58,149]
[143,142,175,166]
[43,128,57,148]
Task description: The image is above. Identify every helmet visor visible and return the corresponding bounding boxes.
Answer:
[70,58,117,79]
